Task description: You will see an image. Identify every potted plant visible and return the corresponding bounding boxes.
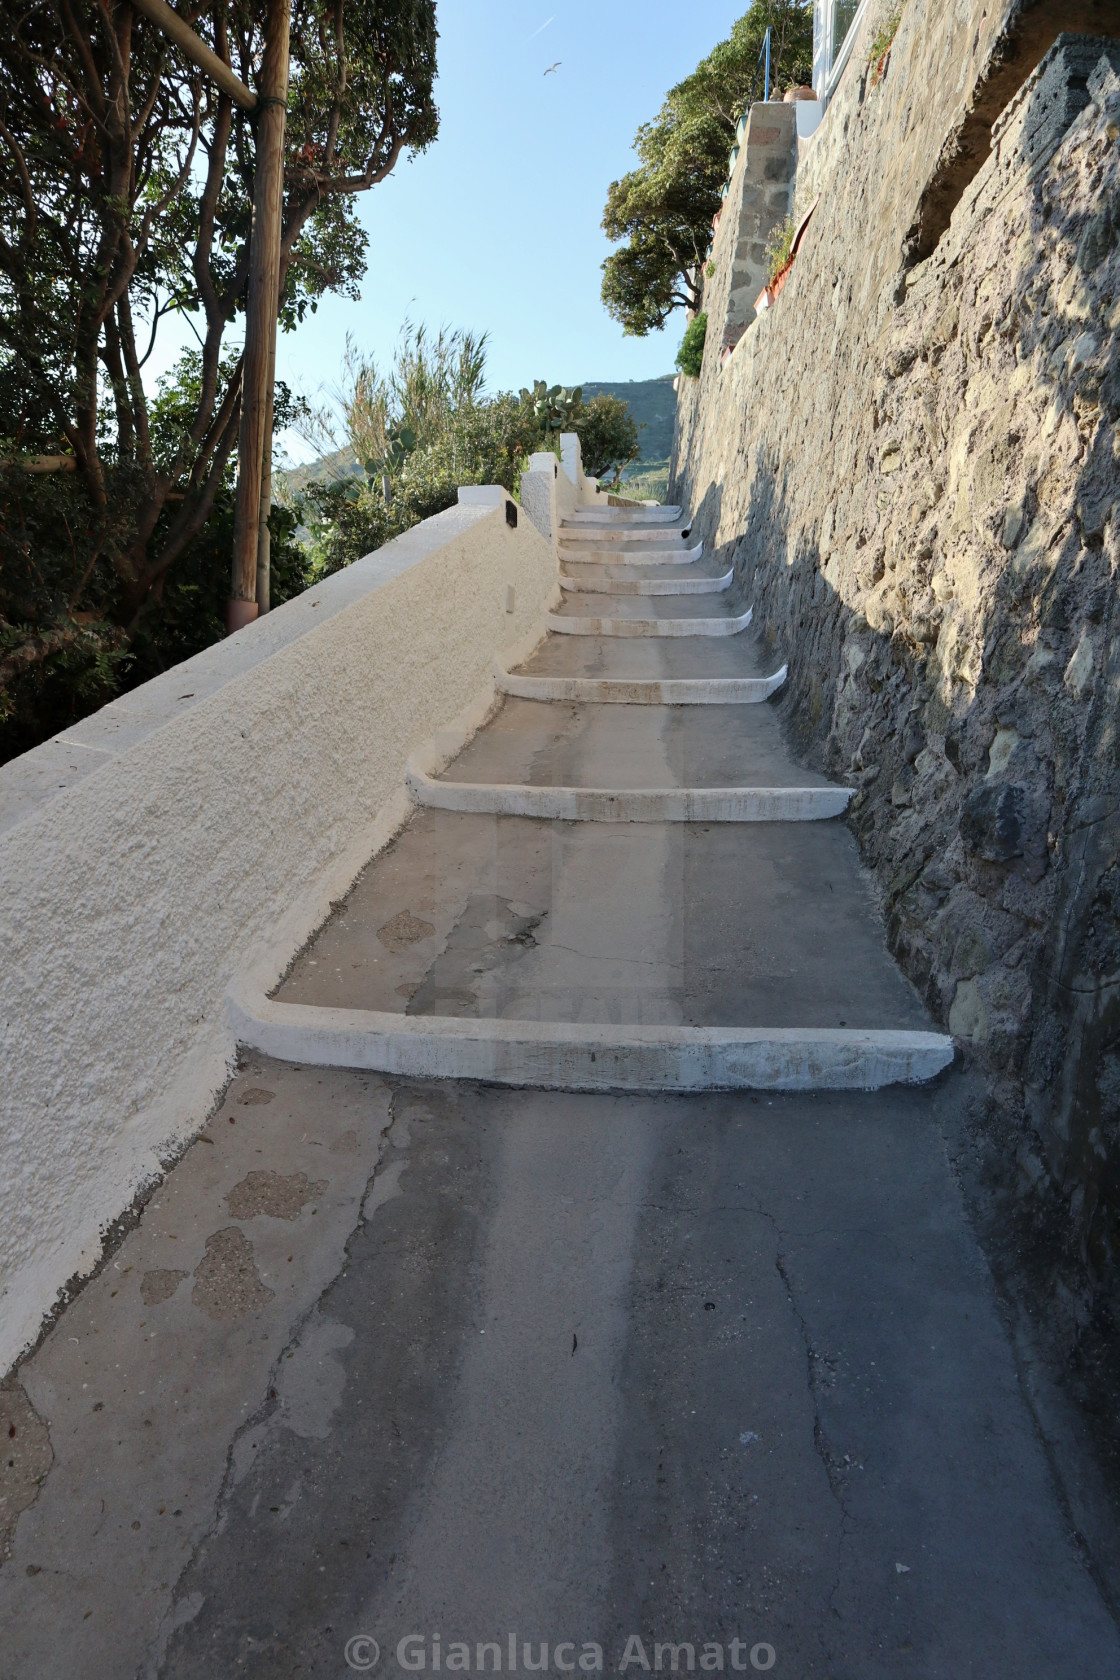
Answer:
[754,197,819,313]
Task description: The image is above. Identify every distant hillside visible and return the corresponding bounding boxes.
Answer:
[278,445,359,497]
[579,375,676,465]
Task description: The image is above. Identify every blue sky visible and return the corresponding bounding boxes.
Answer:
[153,1,740,455]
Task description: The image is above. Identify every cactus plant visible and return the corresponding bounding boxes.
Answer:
[519,381,584,436]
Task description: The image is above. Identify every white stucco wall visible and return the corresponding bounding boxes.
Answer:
[0,494,556,1374]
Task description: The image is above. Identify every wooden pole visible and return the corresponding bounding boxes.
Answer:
[227,0,290,633]
[129,0,256,108]
[255,323,277,614]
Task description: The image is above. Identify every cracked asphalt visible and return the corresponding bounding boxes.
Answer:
[2,621,1119,1675]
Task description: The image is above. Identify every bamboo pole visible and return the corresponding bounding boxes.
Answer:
[227,0,291,632]
[129,0,257,109]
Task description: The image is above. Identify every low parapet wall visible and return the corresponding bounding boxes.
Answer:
[0,490,557,1374]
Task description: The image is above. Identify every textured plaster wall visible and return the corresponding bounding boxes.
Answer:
[672,5,1120,1333]
[0,498,555,1373]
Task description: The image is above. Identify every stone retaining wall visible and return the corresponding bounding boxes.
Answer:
[673,6,1120,1337]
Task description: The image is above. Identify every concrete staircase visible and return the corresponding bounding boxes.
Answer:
[231,501,953,1092]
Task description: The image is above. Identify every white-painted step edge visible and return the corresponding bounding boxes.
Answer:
[227,980,954,1093]
[405,762,852,822]
[559,569,732,597]
[547,608,753,638]
[558,543,703,566]
[493,663,789,704]
[565,506,682,524]
[559,527,692,545]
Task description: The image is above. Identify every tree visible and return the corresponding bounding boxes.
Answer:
[600,1,813,336]
[0,0,438,755]
[573,394,640,483]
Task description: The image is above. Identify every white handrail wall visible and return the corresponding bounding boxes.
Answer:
[0,490,555,1373]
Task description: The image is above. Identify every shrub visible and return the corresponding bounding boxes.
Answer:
[869,5,905,86]
[765,214,797,284]
[676,314,708,378]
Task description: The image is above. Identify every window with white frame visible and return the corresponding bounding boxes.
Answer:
[813,0,871,102]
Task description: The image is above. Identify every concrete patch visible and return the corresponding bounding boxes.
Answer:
[225,1169,328,1221]
[0,1061,391,1680]
[275,1314,356,1441]
[377,909,436,952]
[191,1227,275,1321]
[140,1268,188,1307]
[0,1378,52,1562]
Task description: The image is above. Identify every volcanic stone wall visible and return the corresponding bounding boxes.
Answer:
[673,8,1120,1329]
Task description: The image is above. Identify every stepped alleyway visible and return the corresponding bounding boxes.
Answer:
[2,505,1117,1677]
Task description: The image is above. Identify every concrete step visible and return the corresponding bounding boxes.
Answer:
[229,977,954,1092]
[558,542,703,565]
[546,607,753,637]
[558,568,732,596]
[405,761,853,821]
[558,526,692,545]
[493,662,789,703]
[563,505,683,524]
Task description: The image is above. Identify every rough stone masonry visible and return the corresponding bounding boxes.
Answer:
[673,7,1120,1428]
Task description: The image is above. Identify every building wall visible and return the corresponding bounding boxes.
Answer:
[0,494,559,1374]
[672,4,1120,1328]
[706,103,798,364]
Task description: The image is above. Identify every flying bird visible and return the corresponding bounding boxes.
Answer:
[544,61,561,75]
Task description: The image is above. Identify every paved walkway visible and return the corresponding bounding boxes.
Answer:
[2,507,1117,1677]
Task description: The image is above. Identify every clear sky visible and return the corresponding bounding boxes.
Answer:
[152,1,740,456]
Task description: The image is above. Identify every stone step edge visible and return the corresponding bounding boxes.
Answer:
[558,544,703,566]
[405,763,852,822]
[227,980,955,1093]
[492,663,789,704]
[547,608,753,638]
[558,569,732,597]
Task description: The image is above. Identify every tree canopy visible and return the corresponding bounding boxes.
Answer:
[600,1,813,336]
[0,0,438,757]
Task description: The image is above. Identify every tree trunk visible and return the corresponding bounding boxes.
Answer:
[228,0,290,632]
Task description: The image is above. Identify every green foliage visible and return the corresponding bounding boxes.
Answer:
[0,0,438,763]
[0,369,310,762]
[868,4,905,84]
[676,314,708,378]
[765,215,797,283]
[600,2,813,336]
[297,328,540,579]
[573,395,641,483]
[298,330,647,568]
[520,382,584,437]
[618,461,671,504]
[580,377,677,464]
